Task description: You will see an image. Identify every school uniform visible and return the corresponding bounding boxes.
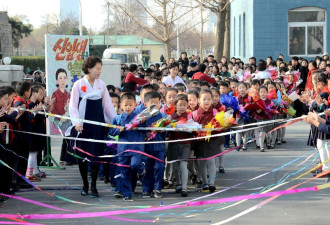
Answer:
[0,110,18,194]
[1,107,20,191]
[168,112,193,160]
[142,112,166,193]
[13,97,35,179]
[236,94,251,148]
[31,101,47,164]
[213,103,226,168]
[194,107,222,158]
[135,102,146,114]
[254,98,277,149]
[193,107,220,187]
[168,111,193,191]
[108,111,145,198]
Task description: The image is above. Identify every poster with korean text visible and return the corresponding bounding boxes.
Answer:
[45,34,89,135]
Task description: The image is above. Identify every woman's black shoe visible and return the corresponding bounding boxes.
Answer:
[91,186,99,197]
[81,186,88,196]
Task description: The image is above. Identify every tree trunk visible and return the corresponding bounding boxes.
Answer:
[164,41,171,62]
[223,7,230,59]
[214,8,226,62]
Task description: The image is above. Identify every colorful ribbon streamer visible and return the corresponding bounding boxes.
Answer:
[0,184,327,220]
[0,193,156,223]
[19,107,299,132]
[211,169,330,225]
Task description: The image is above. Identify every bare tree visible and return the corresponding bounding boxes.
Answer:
[102,0,144,35]
[111,0,199,61]
[191,2,209,60]
[194,0,231,61]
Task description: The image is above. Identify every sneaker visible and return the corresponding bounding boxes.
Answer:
[190,175,197,185]
[267,143,271,149]
[311,165,322,175]
[153,190,162,199]
[138,163,146,180]
[99,176,104,181]
[123,197,133,202]
[242,146,247,151]
[271,144,275,149]
[26,175,41,182]
[256,145,260,149]
[142,192,151,198]
[202,184,210,191]
[219,167,225,173]
[224,145,230,149]
[260,148,265,152]
[34,172,46,178]
[114,191,123,198]
[175,185,182,193]
[281,140,286,144]
[180,189,188,197]
[163,179,170,188]
[209,185,216,193]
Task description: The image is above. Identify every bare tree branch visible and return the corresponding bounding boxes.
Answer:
[135,0,166,26]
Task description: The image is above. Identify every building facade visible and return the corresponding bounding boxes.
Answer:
[0,11,13,57]
[231,0,330,62]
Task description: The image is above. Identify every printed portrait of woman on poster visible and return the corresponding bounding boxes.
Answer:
[51,68,71,131]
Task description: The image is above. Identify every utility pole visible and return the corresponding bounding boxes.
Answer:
[107,2,110,48]
[79,0,82,36]
[115,12,118,47]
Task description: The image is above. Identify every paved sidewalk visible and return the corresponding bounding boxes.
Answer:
[1,121,329,225]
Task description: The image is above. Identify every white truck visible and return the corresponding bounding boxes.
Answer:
[100,48,145,88]
[103,48,143,66]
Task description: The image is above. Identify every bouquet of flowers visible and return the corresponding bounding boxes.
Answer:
[201,110,237,141]
[125,104,160,130]
[220,94,239,111]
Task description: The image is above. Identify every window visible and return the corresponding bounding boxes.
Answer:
[288,7,326,57]
[234,17,236,55]
[110,54,127,63]
[239,15,241,56]
[243,13,246,57]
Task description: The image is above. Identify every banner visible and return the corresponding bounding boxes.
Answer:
[45,34,89,134]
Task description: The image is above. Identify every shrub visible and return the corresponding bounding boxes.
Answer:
[10,56,45,72]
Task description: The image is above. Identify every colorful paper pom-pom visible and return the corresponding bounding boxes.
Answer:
[81,85,87,92]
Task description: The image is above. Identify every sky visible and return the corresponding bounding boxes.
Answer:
[0,0,107,32]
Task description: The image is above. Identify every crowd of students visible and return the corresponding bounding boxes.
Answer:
[0,82,53,202]
[1,52,330,203]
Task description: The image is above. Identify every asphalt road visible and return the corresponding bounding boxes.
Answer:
[1,121,329,225]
